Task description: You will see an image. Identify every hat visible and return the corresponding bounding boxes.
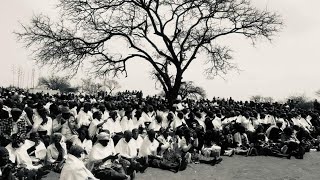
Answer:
[97,132,110,141]
[60,106,70,114]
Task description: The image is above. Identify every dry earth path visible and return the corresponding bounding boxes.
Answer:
[45,152,320,180]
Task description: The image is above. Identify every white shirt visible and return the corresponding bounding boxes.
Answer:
[132,135,144,151]
[115,138,137,158]
[60,154,97,180]
[77,110,93,127]
[138,136,159,157]
[88,140,115,170]
[103,118,122,135]
[73,138,93,155]
[46,143,68,164]
[132,117,145,129]
[88,119,103,138]
[120,116,135,132]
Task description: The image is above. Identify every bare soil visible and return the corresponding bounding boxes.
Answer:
[45,152,320,180]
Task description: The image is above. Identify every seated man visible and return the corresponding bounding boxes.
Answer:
[139,130,180,173]
[115,130,146,174]
[87,132,129,180]
[131,128,144,152]
[60,145,97,180]
[234,125,250,155]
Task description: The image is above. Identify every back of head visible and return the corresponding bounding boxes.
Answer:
[69,145,84,157]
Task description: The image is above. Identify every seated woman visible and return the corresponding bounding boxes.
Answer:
[46,133,67,172]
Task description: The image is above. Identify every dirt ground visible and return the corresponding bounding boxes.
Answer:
[45,152,320,180]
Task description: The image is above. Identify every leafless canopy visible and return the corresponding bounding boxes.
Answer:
[104,78,121,95]
[179,81,206,100]
[16,0,282,102]
[38,75,71,92]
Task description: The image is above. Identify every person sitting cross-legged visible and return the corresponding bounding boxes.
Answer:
[87,131,130,180]
[115,130,147,177]
[60,145,98,180]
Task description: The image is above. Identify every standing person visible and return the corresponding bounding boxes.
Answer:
[60,145,98,180]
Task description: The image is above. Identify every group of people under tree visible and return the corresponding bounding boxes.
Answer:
[1,87,320,180]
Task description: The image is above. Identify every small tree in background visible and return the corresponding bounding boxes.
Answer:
[250,95,274,103]
[104,79,121,95]
[38,75,74,92]
[315,90,320,97]
[179,81,206,100]
[287,94,313,110]
[81,78,103,94]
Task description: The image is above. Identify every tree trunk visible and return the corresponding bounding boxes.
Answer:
[165,72,182,107]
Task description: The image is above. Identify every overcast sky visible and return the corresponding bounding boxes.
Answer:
[0,0,319,101]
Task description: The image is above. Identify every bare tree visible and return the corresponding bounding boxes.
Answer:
[104,79,121,95]
[16,0,282,105]
[315,90,320,97]
[263,96,274,103]
[81,78,102,94]
[250,95,274,103]
[287,94,313,110]
[38,75,72,92]
[250,95,263,103]
[179,81,206,100]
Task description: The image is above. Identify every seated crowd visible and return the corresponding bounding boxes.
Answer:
[1,88,320,180]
